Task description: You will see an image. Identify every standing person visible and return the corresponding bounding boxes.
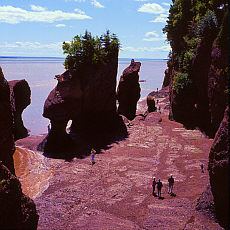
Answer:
[48,124,51,133]
[168,175,174,194]
[91,148,96,165]
[152,177,157,196]
[157,179,163,198]
[200,163,204,173]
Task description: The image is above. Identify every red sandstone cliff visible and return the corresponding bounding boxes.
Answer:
[117,59,141,120]
[0,67,39,229]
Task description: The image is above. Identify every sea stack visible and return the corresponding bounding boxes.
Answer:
[41,54,119,154]
[9,79,31,140]
[117,59,141,120]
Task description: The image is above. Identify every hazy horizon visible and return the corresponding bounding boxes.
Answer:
[0,0,171,59]
[0,56,168,60]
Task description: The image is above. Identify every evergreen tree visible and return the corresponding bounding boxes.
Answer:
[62,30,120,70]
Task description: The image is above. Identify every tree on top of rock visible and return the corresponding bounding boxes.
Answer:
[62,30,120,70]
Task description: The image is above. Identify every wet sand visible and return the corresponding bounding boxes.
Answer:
[13,146,55,199]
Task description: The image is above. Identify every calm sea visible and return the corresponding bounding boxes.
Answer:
[0,57,167,134]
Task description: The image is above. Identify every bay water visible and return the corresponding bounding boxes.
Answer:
[0,57,167,134]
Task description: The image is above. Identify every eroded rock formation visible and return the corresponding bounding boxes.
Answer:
[0,67,15,174]
[0,162,39,230]
[117,59,141,120]
[9,80,31,140]
[41,55,120,154]
[0,67,38,229]
[208,106,229,229]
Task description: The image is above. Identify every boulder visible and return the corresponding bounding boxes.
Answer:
[208,106,229,229]
[143,112,162,123]
[146,93,157,113]
[117,59,141,120]
[9,80,31,140]
[0,67,15,174]
[0,162,39,230]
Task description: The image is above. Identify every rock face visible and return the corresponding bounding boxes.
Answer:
[0,67,38,229]
[0,162,39,230]
[191,37,214,133]
[162,68,171,89]
[9,80,31,140]
[117,59,141,120]
[168,40,228,137]
[0,67,15,174]
[168,69,196,126]
[167,14,228,138]
[42,55,119,154]
[208,106,229,229]
[207,43,228,136]
[164,10,228,228]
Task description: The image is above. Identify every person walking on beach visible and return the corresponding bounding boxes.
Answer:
[168,175,174,194]
[91,148,96,165]
[156,179,163,198]
[200,163,204,173]
[152,177,157,195]
[158,106,161,114]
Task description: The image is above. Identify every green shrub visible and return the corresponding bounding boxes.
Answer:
[172,72,192,94]
[194,10,218,38]
[185,37,201,49]
[63,30,120,70]
[182,49,196,72]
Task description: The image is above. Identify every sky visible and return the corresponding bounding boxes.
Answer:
[0,0,172,59]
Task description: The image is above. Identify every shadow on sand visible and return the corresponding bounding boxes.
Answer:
[38,114,129,161]
[170,193,176,197]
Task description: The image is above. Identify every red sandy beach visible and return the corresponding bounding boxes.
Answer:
[14,91,223,229]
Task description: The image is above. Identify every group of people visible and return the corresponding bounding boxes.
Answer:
[152,175,175,199]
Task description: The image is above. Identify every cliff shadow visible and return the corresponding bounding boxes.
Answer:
[38,114,128,161]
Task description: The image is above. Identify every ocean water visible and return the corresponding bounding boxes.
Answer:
[0,57,167,134]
